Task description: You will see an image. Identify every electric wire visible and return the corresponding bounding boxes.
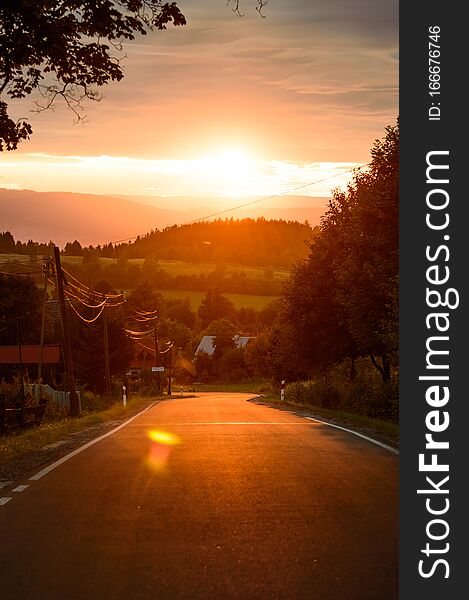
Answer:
[64,289,107,309]
[68,300,106,324]
[109,163,370,245]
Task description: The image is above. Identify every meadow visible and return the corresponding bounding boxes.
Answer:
[0,253,281,310]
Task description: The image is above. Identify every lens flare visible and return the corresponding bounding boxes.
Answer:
[146,429,181,472]
[147,430,180,445]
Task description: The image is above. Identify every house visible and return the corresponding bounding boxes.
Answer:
[0,345,60,365]
[127,340,157,378]
[0,344,61,383]
[194,335,255,357]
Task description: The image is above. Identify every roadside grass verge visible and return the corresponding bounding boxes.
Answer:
[256,395,399,448]
[189,382,271,394]
[0,395,156,466]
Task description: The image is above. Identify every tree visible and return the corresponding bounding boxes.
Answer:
[73,316,133,392]
[245,321,310,384]
[0,274,42,345]
[283,121,399,382]
[63,240,83,256]
[0,231,16,252]
[207,318,237,360]
[0,1,186,150]
[158,318,192,350]
[127,282,164,316]
[165,297,196,329]
[326,122,399,381]
[197,289,236,328]
[284,230,358,372]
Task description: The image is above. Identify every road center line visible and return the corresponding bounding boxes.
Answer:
[126,422,321,426]
[29,401,158,482]
[304,416,399,455]
[12,485,29,493]
[0,497,12,506]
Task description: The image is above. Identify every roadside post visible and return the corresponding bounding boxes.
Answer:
[122,385,127,407]
[280,380,286,402]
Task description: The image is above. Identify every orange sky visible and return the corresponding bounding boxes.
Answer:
[1,0,398,201]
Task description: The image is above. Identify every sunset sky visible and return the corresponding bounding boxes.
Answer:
[0,0,398,203]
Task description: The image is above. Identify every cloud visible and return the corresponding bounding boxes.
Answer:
[8,0,398,173]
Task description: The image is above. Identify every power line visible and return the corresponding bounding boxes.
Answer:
[61,267,124,301]
[185,165,370,225]
[109,163,369,245]
[68,300,106,324]
[64,289,107,310]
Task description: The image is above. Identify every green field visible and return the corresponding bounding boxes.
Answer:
[157,289,278,310]
[1,254,281,309]
[58,256,290,281]
[1,254,289,281]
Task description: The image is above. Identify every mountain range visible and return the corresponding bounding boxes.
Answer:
[0,188,328,247]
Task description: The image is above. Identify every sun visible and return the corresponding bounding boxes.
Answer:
[200,148,253,172]
[196,148,257,196]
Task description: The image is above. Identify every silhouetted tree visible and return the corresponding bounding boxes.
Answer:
[0,1,186,150]
[283,122,399,382]
[198,290,236,328]
[0,274,42,345]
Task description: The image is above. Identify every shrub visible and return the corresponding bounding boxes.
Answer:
[284,363,398,422]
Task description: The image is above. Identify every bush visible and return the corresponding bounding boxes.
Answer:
[284,362,398,422]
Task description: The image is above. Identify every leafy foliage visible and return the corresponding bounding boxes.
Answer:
[283,122,399,381]
[198,290,236,328]
[0,0,186,150]
[0,274,42,345]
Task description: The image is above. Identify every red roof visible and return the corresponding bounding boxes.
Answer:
[0,345,60,364]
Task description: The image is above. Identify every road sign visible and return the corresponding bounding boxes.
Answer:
[152,366,165,372]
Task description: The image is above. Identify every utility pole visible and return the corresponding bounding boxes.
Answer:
[38,257,51,383]
[102,296,111,394]
[167,343,173,396]
[153,323,160,394]
[16,316,24,401]
[53,246,80,417]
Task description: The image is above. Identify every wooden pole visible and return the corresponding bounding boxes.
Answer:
[153,323,160,394]
[16,317,24,402]
[168,344,173,396]
[38,257,51,383]
[102,297,111,394]
[53,246,80,417]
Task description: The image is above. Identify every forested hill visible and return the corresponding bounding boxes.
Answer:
[1,218,315,268]
[115,219,313,267]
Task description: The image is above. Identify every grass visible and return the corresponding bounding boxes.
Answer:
[157,289,277,310]
[59,256,289,280]
[131,259,289,281]
[0,394,155,466]
[0,254,280,308]
[258,395,399,446]
[189,382,271,394]
[1,254,289,281]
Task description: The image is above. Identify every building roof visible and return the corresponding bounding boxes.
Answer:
[194,335,255,356]
[0,345,60,365]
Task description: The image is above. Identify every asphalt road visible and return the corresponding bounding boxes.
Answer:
[0,393,398,599]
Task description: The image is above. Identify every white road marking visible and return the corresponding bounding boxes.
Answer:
[0,481,13,490]
[12,485,29,493]
[127,422,320,426]
[304,416,399,455]
[29,401,158,482]
[0,497,12,506]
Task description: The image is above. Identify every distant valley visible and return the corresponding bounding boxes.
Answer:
[0,188,328,246]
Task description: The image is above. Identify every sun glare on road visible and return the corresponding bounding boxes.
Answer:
[146,430,181,472]
[148,430,181,445]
